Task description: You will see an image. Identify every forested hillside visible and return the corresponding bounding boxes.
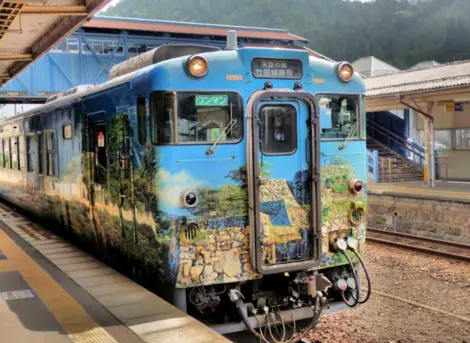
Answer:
[105,0,470,69]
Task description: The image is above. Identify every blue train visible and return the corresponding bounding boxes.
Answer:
[0,32,370,339]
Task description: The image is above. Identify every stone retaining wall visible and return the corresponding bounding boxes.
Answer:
[367,192,470,244]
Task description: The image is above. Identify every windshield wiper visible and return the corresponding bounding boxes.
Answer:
[338,120,359,151]
[206,119,236,155]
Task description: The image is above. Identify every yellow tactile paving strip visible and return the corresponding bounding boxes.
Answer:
[0,229,118,343]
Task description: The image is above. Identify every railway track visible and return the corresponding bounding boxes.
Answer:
[367,228,470,262]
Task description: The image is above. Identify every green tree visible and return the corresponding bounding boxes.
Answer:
[105,0,470,69]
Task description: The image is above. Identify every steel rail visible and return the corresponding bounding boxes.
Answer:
[367,228,470,262]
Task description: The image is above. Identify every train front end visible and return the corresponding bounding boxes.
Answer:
[137,34,370,337]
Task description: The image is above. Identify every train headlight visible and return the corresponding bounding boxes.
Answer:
[182,190,199,208]
[337,62,354,82]
[187,56,208,78]
[349,179,364,195]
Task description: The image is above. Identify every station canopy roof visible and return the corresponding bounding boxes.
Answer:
[84,16,309,44]
[366,59,470,111]
[0,0,112,88]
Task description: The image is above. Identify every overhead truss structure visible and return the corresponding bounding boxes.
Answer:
[0,0,112,88]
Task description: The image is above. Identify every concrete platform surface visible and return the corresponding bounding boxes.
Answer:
[0,203,230,343]
[369,181,470,202]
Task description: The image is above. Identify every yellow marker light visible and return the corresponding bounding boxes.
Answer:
[337,62,354,82]
[187,56,208,78]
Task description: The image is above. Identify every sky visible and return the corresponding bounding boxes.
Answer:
[100,0,120,12]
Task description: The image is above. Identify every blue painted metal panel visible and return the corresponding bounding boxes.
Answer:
[1,25,303,103]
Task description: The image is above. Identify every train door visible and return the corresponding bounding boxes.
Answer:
[86,112,108,244]
[248,91,321,275]
[114,107,137,244]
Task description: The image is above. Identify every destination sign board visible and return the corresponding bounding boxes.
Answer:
[195,95,229,107]
[252,58,302,79]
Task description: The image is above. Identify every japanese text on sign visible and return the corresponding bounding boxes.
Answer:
[252,58,302,79]
[195,95,229,107]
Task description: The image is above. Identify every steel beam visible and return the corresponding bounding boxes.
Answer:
[21,5,88,16]
[5,0,113,85]
[0,54,33,61]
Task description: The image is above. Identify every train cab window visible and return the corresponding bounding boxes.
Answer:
[27,135,37,172]
[37,133,44,175]
[46,131,58,177]
[259,105,297,155]
[4,137,10,169]
[177,93,243,144]
[317,95,360,140]
[137,96,147,145]
[150,92,174,144]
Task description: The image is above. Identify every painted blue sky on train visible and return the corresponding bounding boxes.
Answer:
[155,141,366,215]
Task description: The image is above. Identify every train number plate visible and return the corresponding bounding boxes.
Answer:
[252,58,302,79]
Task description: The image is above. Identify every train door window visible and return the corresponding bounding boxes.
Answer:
[18,136,26,171]
[4,137,10,169]
[137,96,147,145]
[150,92,174,144]
[27,135,37,172]
[259,105,297,155]
[46,131,58,177]
[37,133,44,175]
[94,123,107,184]
[0,139,3,168]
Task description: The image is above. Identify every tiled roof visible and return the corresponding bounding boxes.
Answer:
[86,16,308,42]
[366,59,470,97]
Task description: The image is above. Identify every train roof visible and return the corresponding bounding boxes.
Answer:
[0,45,338,125]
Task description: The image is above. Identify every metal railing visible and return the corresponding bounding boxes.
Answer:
[367,121,425,167]
[380,156,397,183]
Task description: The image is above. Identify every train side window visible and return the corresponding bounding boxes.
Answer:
[0,139,3,168]
[63,124,72,140]
[18,136,26,171]
[11,137,19,170]
[4,137,10,169]
[137,96,147,145]
[27,135,37,172]
[46,131,58,177]
[37,133,44,175]
[150,92,174,144]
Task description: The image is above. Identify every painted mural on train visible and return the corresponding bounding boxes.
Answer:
[0,115,366,288]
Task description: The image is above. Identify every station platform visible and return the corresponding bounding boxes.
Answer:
[368,181,470,244]
[0,203,230,343]
[369,180,470,202]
